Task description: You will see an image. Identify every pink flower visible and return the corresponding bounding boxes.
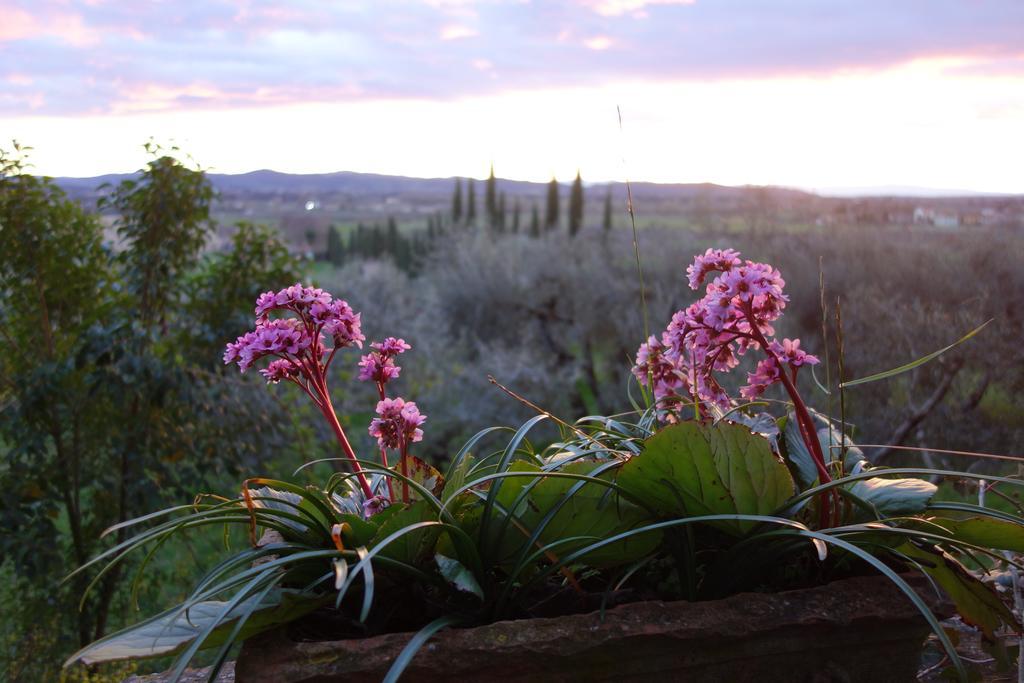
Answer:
[741,357,781,400]
[260,359,299,384]
[686,248,741,290]
[769,338,819,367]
[362,495,390,518]
[371,337,411,356]
[368,397,426,449]
[358,354,401,384]
[632,248,820,419]
[255,291,278,318]
[320,301,365,348]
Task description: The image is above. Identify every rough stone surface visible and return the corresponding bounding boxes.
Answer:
[124,662,234,683]
[235,575,952,682]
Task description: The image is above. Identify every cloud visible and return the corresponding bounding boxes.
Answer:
[579,0,696,18]
[1,0,1023,116]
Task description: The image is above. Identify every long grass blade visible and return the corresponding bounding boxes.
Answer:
[382,615,462,683]
[840,320,991,388]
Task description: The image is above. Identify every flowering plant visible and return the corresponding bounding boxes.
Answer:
[67,255,1023,683]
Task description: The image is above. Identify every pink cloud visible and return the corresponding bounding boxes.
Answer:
[0,5,101,46]
[579,0,696,18]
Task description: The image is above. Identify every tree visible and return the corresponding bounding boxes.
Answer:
[326,225,345,265]
[568,170,584,237]
[603,188,614,232]
[485,164,497,226]
[545,177,560,231]
[497,192,507,232]
[0,142,304,677]
[466,178,477,226]
[451,177,463,224]
[530,203,541,237]
[512,198,521,233]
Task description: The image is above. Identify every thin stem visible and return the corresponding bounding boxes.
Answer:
[399,442,410,504]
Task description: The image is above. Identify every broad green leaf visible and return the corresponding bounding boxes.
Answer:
[915,514,1024,553]
[369,500,440,565]
[337,512,379,548]
[781,415,865,489]
[617,421,794,535]
[65,590,324,666]
[403,455,446,501]
[897,542,1016,641]
[474,462,660,569]
[441,454,475,503]
[781,415,819,489]
[435,553,484,599]
[849,476,936,516]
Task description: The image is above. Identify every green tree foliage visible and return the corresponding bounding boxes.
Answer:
[496,192,507,233]
[530,203,541,237]
[343,219,420,273]
[326,224,345,265]
[485,164,497,225]
[0,142,304,679]
[568,170,584,237]
[603,187,614,232]
[451,177,462,223]
[466,178,477,226]
[545,177,560,231]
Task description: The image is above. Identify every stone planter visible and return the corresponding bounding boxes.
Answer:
[235,574,951,682]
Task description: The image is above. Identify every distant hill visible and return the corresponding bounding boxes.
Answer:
[51,169,816,203]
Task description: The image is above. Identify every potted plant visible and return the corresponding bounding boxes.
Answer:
[66,250,1022,682]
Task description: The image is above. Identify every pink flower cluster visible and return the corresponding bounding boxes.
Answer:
[224,284,364,379]
[633,248,818,414]
[358,337,411,385]
[225,284,428,509]
[368,397,426,450]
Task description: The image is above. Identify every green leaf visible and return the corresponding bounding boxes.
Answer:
[849,476,937,516]
[65,590,324,666]
[435,553,484,599]
[781,415,819,489]
[840,319,991,388]
[781,414,865,489]
[917,514,1024,553]
[618,421,795,535]
[404,454,446,501]
[897,542,1017,642]
[492,462,661,568]
[369,500,440,565]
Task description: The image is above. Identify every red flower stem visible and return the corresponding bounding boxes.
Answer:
[318,395,373,499]
[303,350,372,498]
[399,443,410,504]
[743,307,834,526]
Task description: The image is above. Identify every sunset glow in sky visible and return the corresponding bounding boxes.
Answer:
[3,0,1023,192]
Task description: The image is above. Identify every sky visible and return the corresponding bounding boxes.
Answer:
[2,0,1024,193]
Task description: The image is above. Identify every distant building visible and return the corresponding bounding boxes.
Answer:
[913,207,959,228]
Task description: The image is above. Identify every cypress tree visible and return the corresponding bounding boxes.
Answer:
[497,192,507,232]
[451,178,463,224]
[545,177,559,231]
[603,188,613,232]
[512,198,521,233]
[568,170,584,237]
[529,203,541,237]
[485,164,497,225]
[386,216,399,257]
[326,225,344,265]
[466,178,477,225]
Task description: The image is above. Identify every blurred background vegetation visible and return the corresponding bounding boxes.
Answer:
[2,145,1021,680]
